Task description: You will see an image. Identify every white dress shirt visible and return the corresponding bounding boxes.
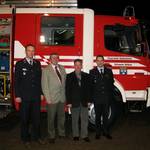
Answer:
[51,64,61,73]
[97,66,104,74]
[26,57,33,65]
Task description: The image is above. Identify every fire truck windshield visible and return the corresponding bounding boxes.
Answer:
[104,25,144,56]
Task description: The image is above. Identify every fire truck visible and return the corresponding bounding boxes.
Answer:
[0,5,150,127]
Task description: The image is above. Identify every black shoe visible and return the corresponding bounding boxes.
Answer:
[83,137,90,142]
[23,142,31,149]
[73,137,79,141]
[36,139,46,145]
[49,138,55,143]
[95,134,101,139]
[103,133,112,140]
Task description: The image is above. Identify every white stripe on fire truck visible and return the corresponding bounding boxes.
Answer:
[37,56,145,67]
[14,59,147,68]
[15,56,146,68]
[35,55,139,61]
[34,55,42,59]
[43,55,83,59]
[147,72,150,75]
[14,61,149,75]
[40,61,74,66]
[40,61,49,65]
[104,56,139,61]
[39,56,145,67]
[107,62,146,67]
[93,62,146,67]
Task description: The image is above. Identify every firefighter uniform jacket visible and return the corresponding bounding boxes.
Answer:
[90,66,114,104]
[14,58,42,101]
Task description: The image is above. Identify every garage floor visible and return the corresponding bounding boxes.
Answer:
[0,109,150,150]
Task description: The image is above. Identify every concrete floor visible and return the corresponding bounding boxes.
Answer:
[0,110,150,150]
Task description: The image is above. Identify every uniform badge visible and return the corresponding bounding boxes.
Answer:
[23,72,26,75]
[22,68,27,71]
[22,68,27,75]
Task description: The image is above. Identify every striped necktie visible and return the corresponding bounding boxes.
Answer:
[55,66,62,82]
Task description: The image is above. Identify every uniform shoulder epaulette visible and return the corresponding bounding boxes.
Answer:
[33,59,39,63]
[16,58,25,64]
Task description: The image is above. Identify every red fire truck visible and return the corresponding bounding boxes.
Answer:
[0,6,150,126]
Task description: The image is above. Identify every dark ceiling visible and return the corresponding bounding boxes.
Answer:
[78,0,149,20]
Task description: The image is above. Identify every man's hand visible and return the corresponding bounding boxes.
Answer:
[41,95,44,101]
[15,97,22,103]
[67,104,72,114]
[67,104,72,108]
[88,103,91,107]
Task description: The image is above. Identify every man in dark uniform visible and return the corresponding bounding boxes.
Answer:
[90,55,114,140]
[14,44,45,147]
[66,59,91,142]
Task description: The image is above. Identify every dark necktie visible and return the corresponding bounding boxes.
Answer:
[30,60,33,65]
[55,66,62,82]
[100,69,103,74]
[99,68,104,78]
[76,73,81,87]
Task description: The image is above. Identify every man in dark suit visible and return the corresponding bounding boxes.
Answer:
[66,59,91,142]
[90,55,114,140]
[14,44,45,147]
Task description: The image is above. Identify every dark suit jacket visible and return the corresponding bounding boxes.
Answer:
[14,58,42,102]
[66,71,92,108]
[90,66,114,104]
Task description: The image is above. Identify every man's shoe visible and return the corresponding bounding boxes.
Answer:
[37,139,46,145]
[83,137,90,142]
[23,142,31,149]
[73,137,79,141]
[49,138,55,144]
[95,134,101,140]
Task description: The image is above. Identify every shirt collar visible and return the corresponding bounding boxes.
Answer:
[51,63,60,71]
[97,66,104,70]
[26,57,33,63]
[51,63,58,68]
[75,71,81,76]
